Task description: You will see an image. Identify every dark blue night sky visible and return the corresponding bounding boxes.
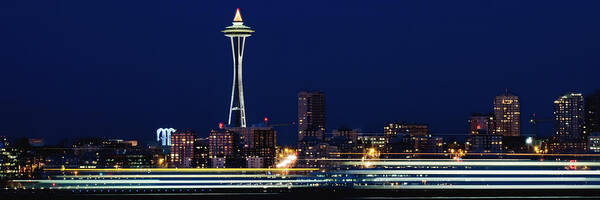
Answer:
[1,1,599,145]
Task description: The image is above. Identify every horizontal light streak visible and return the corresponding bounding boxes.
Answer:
[354,185,600,190]
[370,177,600,182]
[56,174,302,178]
[330,152,600,157]
[48,185,309,190]
[14,179,325,184]
[44,168,318,172]
[308,159,530,161]
[14,177,600,185]
[343,170,600,175]
[342,161,600,166]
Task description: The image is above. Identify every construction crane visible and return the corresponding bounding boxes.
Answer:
[529,113,554,136]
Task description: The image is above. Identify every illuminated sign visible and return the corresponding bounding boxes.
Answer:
[156,128,176,146]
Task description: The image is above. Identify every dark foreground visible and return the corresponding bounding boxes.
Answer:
[3,188,600,200]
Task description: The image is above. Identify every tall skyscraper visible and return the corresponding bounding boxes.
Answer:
[586,90,600,134]
[493,91,520,136]
[554,92,585,139]
[298,91,326,141]
[223,8,254,128]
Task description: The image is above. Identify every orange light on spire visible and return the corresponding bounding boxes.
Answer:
[233,8,243,22]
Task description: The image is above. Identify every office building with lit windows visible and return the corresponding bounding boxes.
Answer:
[468,113,496,135]
[356,134,389,153]
[589,132,600,153]
[467,135,502,153]
[208,129,242,168]
[193,137,210,168]
[554,92,586,139]
[493,91,520,136]
[208,129,237,157]
[586,91,600,134]
[298,91,326,141]
[247,127,276,168]
[384,123,429,138]
[169,131,196,168]
[548,92,587,153]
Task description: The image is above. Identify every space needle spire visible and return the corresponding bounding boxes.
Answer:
[222,8,254,128]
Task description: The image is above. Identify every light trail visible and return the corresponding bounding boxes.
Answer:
[307,159,530,161]
[56,174,302,178]
[354,185,600,189]
[15,177,600,185]
[342,161,600,166]
[330,152,600,157]
[343,170,600,175]
[369,177,600,182]
[13,179,327,184]
[44,168,318,172]
[47,185,312,190]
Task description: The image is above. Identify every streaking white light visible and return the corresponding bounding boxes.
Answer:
[343,170,600,175]
[276,154,297,168]
[342,161,600,166]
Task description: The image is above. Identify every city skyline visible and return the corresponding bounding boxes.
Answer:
[3,3,600,198]
[1,1,600,146]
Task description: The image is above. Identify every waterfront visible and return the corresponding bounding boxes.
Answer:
[4,159,600,199]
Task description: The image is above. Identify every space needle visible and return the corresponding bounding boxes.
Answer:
[222,8,254,128]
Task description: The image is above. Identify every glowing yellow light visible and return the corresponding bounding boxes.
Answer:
[233,8,243,22]
[45,168,317,172]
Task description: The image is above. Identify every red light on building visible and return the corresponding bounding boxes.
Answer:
[218,122,224,129]
[264,117,269,124]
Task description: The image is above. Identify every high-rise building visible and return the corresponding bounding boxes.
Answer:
[223,8,254,128]
[0,136,20,175]
[169,131,195,168]
[586,90,600,134]
[193,137,210,168]
[554,92,585,139]
[468,113,495,135]
[208,129,238,157]
[493,91,520,136]
[588,132,600,153]
[384,123,428,138]
[298,91,326,141]
[247,127,276,168]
